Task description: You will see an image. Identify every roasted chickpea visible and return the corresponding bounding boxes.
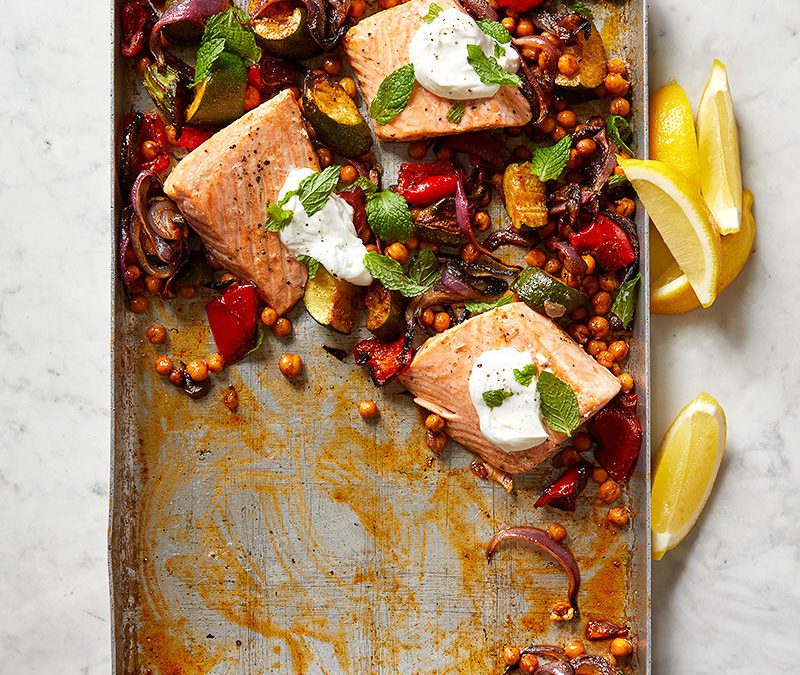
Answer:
[604,73,630,97]
[436,146,454,161]
[566,149,582,171]
[322,56,343,76]
[426,430,447,454]
[611,362,621,376]
[556,109,577,129]
[518,653,539,674]
[503,645,521,666]
[592,291,613,316]
[141,140,160,161]
[592,467,609,484]
[565,641,585,659]
[273,317,292,337]
[573,432,592,452]
[460,242,480,264]
[260,307,278,327]
[570,306,588,322]
[598,479,621,503]
[136,56,152,74]
[420,308,435,327]
[526,249,547,270]
[223,386,239,411]
[544,258,562,276]
[516,18,534,37]
[536,116,556,134]
[568,323,590,345]
[557,53,580,78]
[560,447,581,466]
[599,274,618,293]
[604,653,618,667]
[542,31,561,47]
[206,353,224,374]
[576,138,597,157]
[596,350,615,368]
[408,140,428,160]
[124,264,143,287]
[608,506,629,527]
[587,339,607,357]
[433,311,451,333]
[178,285,197,299]
[548,522,567,542]
[317,147,333,168]
[185,359,208,381]
[581,254,596,275]
[615,197,636,218]
[594,84,607,99]
[244,86,261,111]
[380,0,398,7]
[154,355,173,375]
[610,638,633,657]
[587,316,610,340]
[339,76,358,99]
[129,294,148,314]
[474,211,491,231]
[279,353,303,379]
[339,164,359,184]
[386,242,410,265]
[607,57,627,75]
[618,372,634,393]
[358,399,379,419]
[144,275,163,295]
[405,235,419,250]
[610,97,631,116]
[349,0,366,16]
[365,243,379,253]
[425,413,446,432]
[608,340,630,361]
[551,125,567,142]
[168,368,183,386]
[512,145,532,162]
[582,275,600,295]
[146,324,167,345]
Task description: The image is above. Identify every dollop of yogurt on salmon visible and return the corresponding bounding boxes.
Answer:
[468,347,549,452]
[277,168,372,286]
[409,8,520,101]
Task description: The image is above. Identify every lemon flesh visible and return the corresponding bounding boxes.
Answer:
[651,189,755,314]
[697,60,743,235]
[651,393,726,560]
[651,80,701,186]
[618,157,720,308]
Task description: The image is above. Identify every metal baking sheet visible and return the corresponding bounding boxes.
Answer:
[110,1,650,672]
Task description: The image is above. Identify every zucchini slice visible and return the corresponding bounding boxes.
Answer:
[511,266,590,317]
[554,23,608,90]
[302,72,373,158]
[303,266,359,334]
[185,51,247,126]
[250,1,322,60]
[503,163,548,230]
[365,282,406,342]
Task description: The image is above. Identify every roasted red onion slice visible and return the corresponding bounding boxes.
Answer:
[569,655,620,675]
[518,58,551,125]
[535,661,575,675]
[150,0,230,64]
[487,526,581,617]
[546,237,587,276]
[461,0,497,20]
[585,129,617,195]
[532,10,590,45]
[304,0,351,49]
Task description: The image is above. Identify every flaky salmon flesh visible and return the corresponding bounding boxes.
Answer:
[343,0,532,141]
[399,303,621,474]
[164,90,319,315]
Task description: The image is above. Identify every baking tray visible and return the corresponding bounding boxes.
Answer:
[110,2,650,672]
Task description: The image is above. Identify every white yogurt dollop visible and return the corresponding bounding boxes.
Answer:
[409,8,520,101]
[468,347,549,452]
[277,168,372,286]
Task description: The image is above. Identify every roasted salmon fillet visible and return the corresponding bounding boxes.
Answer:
[343,0,532,141]
[399,303,621,474]
[164,90,319,315]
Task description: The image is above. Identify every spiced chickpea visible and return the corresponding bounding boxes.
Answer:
[178,285,197,299]
[608,506,629,527]
[587,315,610,339]
[537,116,556,134]
[141,140,160,161]
[599,274,618,292]
[610,638,633,658]
[358,399,379,419]
[186,359,208,381]
[420,308,435,327]
[592,291,613,315]
[386,242,410,264]
[608,340,630,361]
[587,339,607,357]
[501,17,516,33]
[512,145,532,162]
[433,311,451,333]
[610,97,631,117]
[144,275,163,295]
[557,53,580,78]
[129,294,148,313]
[592,467,609,484]
[365,243,379,253]
[408,140,428,160]
[566,149,582,170]
[405,235,419,250]
[548,522,567,542]
[474,211,491,231]
[425,413,446,433]
[460,242,480,264]
[146,324,167,344]
[339,164,358,184]
[519,653,539,674]
[582,276,600,295]
[560,447,581,466]
[576,138,597,157]
[615,197,636,218]
[526,248,547,268]
[596,350,614,368]
[503,645,521,666]
[317,147,333,167]
[565,641,585,659]
[206,353,224,374]
[273,317,293,337]
[598,479,621,503]
[618,372,634,393]
[556,109,577,129]
[607,57,627,75]
[154,355,173,376]
[223,386,239,411]
[168,368,183,386]
[568,323,590,345]
[436,146,454,161]
[611,362,621,376]
[279,353,303,379]
[322,56,343,76]
[426,430,447,454]
[573,432,592,452]
[516,18,534,37]
[339,76,358,99]
[544,258,562,276]
[570,306,588,322]
[123,263,141,285]
[260,307,278,327]
[349,0,366,16]
[551,125,567,142]
[604,73,630,98]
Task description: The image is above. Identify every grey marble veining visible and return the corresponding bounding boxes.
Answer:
[0,0,797,673]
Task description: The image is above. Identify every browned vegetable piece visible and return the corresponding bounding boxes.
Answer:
[586,619,629,641]
[503,163,548,230]
[250,1,322,60]
[303,266,359,334]
[365,282,406,342]
[555,23,608,89]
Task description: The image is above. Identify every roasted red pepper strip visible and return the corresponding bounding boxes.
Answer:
[175,125,215,151]
[206,282,261,363]
[353,334,414,385]
[568,215,636,273]
[121,1,151,57]
[534,461,592,511]
[131,113,170,174]
[396,161,460,205]
[338,186,369,242]
[589,393,643,481]
[495,0,544,12]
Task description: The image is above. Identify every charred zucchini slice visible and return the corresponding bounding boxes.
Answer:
[185,51,247,126]
[365,282,407,342]
[555,23,608,90]
[512,266,590,317]
[302,72,372,158]
[303,266,359,334]
[250,1,322,60]
[503,163,548,230]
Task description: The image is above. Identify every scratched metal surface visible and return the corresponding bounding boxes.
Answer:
[110,1,650,672]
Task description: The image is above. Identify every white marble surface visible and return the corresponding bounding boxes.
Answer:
[0,0,798,672]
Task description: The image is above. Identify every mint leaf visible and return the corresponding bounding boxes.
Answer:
[295,165,342,216]
[530,135,572,182]
[297,255,320,279]
[193,37,226,86]
[607,173,629,189]
[370,64,416,125]
[607,114,634,155]
[422,2,443,22]
[466,44,522,87]
[365,189,413,243]
[536,371,580,435]
[610,272,640,328]
[483,388,513,409]
[447,101,465,125]
[363,252,437,297]
[477,18,511,44]
[513,363,537,387]
[568,0,593,18]
[193,8,261,86]
[353,176,378,196]
[465,293,513,315]
[264,202,294,231]
[408,248,440,288]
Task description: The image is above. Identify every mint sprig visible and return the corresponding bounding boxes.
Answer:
[264,202,295,231]
[476,18,511,44]
[536,371,580,435]
[370,64,416,125]
[483,388,513,409]
[264,165,342,230]
[422,3,443,22]
[447,101,465,125]
[297,255,320,279]
[607,114,634,156]
[610,272,641,328]
[193,7,261,86]
[530,135,572,182]
[408,249,440,289]
[363,251,439,297]
[466,44,522,88]
[364,189,413,243]
[513,363,537,387]
[464,293,513,315]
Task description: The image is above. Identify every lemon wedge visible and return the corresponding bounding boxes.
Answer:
[617,156,721,307]
[651,189,756,314]
[651,393,726,560]
[697,60,743,235]
[651,80,701,185]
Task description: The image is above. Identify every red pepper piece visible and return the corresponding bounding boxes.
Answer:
[568,215,636,273]
[496,0,544,12]
[353,335,414,385]
[132,113,170,175]
[589,393,643,481]
[535,461,592,512]
[396,161,459,205]
[175,125,215,151]
[206,282,261,363]
[338,186,369,241]
[121,1,151,58]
